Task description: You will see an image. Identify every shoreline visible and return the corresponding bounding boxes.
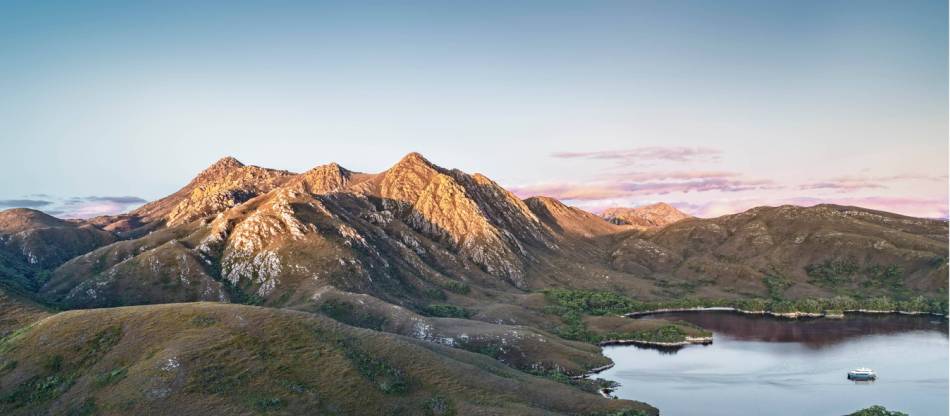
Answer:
[623,307,947,320]
[598,335,713,348]
[570,362,620,399]
[570,362,615,380]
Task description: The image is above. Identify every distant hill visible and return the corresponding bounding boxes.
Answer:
[602,203,692,229]
[0,208,116,293]
[611,204,948,299]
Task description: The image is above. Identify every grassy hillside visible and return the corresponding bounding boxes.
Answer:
[0,303,654,416]
[609,204,948,301]
[0,288,49,338]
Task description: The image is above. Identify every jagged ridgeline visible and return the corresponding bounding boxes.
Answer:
[0,152,947,415]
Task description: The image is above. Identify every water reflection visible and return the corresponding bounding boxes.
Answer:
[639,311,948,348]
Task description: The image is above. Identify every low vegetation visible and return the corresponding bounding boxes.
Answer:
[0,303,655,415]
[544,289,639,316]
[421,304,472,319]
[762,275,792,300]
[543,290,710,344]
[1,325,123,410]
[543,288,949,317]
[847,405,908,416]
[337,338,409,395]
[805,259,907,296]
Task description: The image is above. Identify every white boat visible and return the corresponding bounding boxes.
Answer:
[847,368,877,380]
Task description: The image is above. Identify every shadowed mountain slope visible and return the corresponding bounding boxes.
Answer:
[0,209,116,293]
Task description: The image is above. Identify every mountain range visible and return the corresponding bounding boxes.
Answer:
[1,153,947,415]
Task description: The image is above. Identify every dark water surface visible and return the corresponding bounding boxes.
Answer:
[599,312,948,416]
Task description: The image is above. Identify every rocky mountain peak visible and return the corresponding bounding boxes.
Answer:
[213,156,244,168]
[289,162,353,194]
[602,203,692,229]
[397,152,434,168]
[192,156,247,183]
[162,158,294,226]
[377,153,446,205]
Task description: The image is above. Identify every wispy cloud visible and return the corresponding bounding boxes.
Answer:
[0,195,147,218]
[552,146,721,163]
[510,177,779,201]
[798,181,886,192]
[81,196,147,204]
[798,173,948,193]
[510,183,629,201]
[0,199,54,208]
[605,170,740,181]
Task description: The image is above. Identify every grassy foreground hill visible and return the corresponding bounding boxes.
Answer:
[0,302,653,416]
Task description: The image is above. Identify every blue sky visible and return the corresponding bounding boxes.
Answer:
[0,1,946,218]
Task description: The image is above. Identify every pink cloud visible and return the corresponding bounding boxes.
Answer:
[798,181,886,192]
[57,201,138,219]
[551,146,721,163]
[509,178,779,201]
[603,170,740,181]
[798,173,948,193]
[848,173,947,182]
[689,196,949,219]
[620,178,779,195]
[509,183,630,200]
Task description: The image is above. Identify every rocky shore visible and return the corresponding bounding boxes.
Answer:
[624,307,946,320]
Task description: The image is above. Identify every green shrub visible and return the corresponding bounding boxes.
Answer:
[423,395,455,416]
[442,281,471,295]
[339,340,408,395]
[929,256,947,267]
[423,288,447,301]
[589,409,651,416]
[762,275,792,300]
[1,374,74,407]
[252,397,285,411]
[806,258,859,285]
[422,304,471,319]
[42,355,63,372]
[93,367,127,388]
[543,289,640,315]
[191,315,217,327]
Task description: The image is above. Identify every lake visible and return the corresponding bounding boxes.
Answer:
[598,312,949,416]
